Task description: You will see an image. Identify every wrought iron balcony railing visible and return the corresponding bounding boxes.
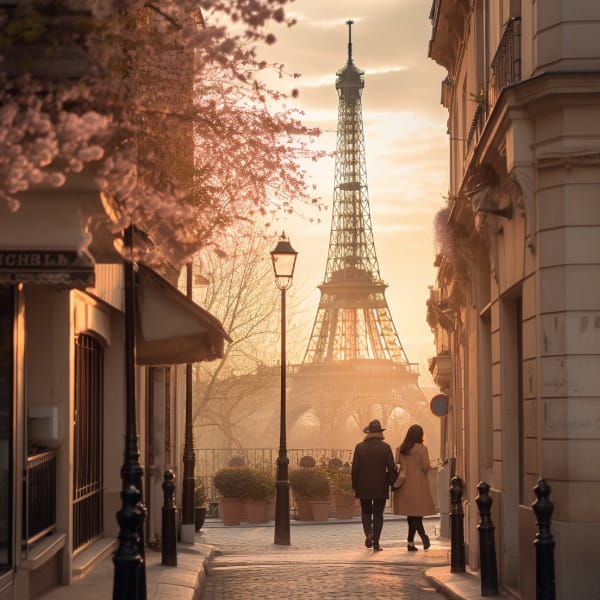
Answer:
[488,17,522,109]
[466,103,485,153]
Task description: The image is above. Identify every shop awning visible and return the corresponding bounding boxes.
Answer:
[135,265,230,365]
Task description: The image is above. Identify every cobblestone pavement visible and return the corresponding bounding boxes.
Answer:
[204,563,442,599]
[199,516,449,599]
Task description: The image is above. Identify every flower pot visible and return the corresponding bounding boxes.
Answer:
[263,499,275,522]
[328,496,336,518]
[244,500,267,524]
[333,494,355,520]
[195,506,207,531]
[294,495,312,521]
[220,497,243,526]
[309,500,330,522]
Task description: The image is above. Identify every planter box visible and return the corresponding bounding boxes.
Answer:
[333,494,355,520]
[244,500,267,524]
[263,499,275,522]
[220,497,243,526]
[294,495,312,521]
[309,500,330,522]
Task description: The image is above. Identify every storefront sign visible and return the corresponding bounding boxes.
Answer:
[0,250,81,268]
[0,250,95,288]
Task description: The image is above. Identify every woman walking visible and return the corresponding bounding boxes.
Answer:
[392,424,436,551]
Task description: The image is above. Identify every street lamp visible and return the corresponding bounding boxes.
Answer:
[181,261,195,544]
[270,232,298,546]
[113,224,146,599]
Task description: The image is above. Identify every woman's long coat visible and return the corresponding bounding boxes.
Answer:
[351,437,395,500]
[392,443,436,516]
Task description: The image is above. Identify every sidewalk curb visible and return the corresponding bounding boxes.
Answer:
[423,565,513,600]
[195,543,217,599]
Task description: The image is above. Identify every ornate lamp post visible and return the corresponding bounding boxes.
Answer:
[113,225,146,599]
[181,261,196,543]
[270,232,298,546]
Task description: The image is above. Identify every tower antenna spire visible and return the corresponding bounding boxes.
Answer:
[346,19,354,61]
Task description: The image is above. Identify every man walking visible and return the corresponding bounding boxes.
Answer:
[351,419,396,551]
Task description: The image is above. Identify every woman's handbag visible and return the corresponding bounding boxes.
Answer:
[392,463,406,490]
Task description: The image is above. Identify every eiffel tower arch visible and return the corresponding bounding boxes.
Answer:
[288,22,439,456]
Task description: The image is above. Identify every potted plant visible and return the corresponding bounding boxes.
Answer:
[194,478,208,531]
[244,469,275,524]
[289,467,330,521]
[328,466,356,520]
[214,466,256,525]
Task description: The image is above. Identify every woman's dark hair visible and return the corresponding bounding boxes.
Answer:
[399,424,424,455]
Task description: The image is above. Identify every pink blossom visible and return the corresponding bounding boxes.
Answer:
[47,172,66,187]
[0,0,325,265]
[78,145,104,162]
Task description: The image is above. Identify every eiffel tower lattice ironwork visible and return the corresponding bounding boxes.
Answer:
[289,21,436,449]
[303,20,411,367]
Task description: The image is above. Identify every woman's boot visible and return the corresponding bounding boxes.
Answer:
[416,519,430,549]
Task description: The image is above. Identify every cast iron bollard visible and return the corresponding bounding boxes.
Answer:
[113,484,143,599]
[162,469,177,566]
[450,475,466,573]
[476,481,499,596]
[532,479,556,600]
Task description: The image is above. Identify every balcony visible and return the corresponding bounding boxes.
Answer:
[488,17,522,109]
[466,103,485,156]
[428,0,470,73]
[429,353,452,391]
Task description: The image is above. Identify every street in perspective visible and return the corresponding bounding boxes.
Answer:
[200,516,449,599]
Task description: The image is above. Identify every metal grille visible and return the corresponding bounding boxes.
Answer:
[73,333,104,553]
[23,450,56,548]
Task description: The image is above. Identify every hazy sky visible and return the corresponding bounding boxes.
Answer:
[263,0,449,388]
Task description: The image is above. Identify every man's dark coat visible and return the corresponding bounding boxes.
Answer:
[351,436,396,500]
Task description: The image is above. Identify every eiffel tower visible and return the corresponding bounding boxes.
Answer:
[289,21,436,452]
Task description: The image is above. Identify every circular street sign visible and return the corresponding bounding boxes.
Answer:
[430,394,449,417]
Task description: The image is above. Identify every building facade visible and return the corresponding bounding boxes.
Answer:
[427,1,600,598]
[0,2,228,599]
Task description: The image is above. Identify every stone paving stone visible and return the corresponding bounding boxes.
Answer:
[200,517,448,599]
[204,561,442,599]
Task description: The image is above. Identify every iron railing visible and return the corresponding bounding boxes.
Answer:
[73,333,104,552]
[23,449,56,548]
[488,17,522,109]
[466,103,485,153]
[195,448,353,503]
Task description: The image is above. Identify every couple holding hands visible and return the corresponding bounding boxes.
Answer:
[351,420,436,552]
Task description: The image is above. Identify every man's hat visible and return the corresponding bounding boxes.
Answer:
[363,419,385,433]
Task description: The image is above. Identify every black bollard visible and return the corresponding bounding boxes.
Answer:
[161,469,177,566]
[113,484,143,599]
[476,481,499,596]
[450,475,466,573]
[532,479,556,600]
